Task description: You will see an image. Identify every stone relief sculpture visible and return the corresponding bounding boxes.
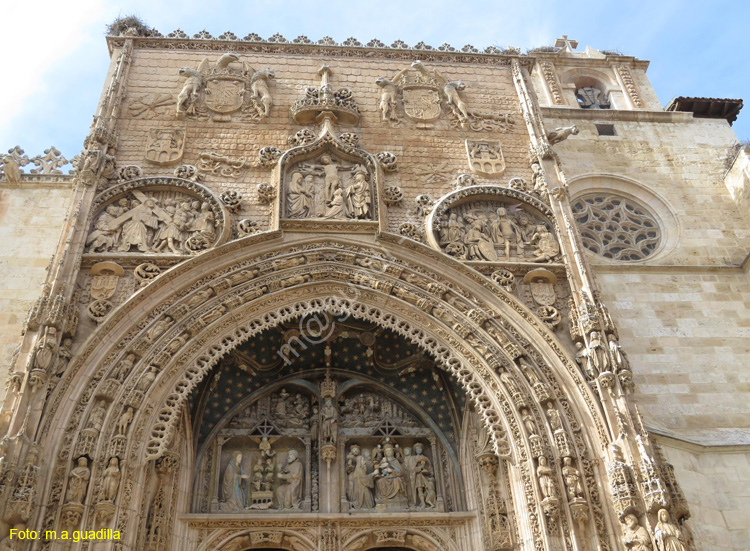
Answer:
[466,140,506,177]
[375,60,515,131]
[347,444,375,510]
[222,451,250,509]
[176,53,275,122]
[412,442,437,508]
[283,154,373,220]
[144,129,185,165]
[86,188,221,255]
[275,449,304,509]
[434,199,560,263]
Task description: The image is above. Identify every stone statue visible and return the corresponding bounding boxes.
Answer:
[154,202,190,254]
[344,166,371,220]
[222,451,250,509]
[310,405,319,442]
[116,406,134,436]
[588,331,611,375]
[531,163,544,192]
[288,172,313,218]
[609,334,629,371]
[347,444,375,509]
[66,457,91,504]
[546,125,579,145]
[622,514,653,551]
[374,442,406,500]
[402,446,418,506]
[561,457,583,500]
[574,342,594,380]
[521,408,537,435]
[536,456,557,499]
[444,81,469,122]
[275,450,303,509]
[112,353,135,381]
[654,509,689,551]
[492,207,516,260]
[250,68,275,118]
[101,457,121,501]
[320,397,338,444]
[117,199,162,252]
[546,403,563,432]
[375,77,398,121]
[177,67,203,117]
[413,443,436,508]
[88,399,107,431]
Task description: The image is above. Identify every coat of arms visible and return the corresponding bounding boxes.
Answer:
[90,262,124,301]
[145,129,185,165]
[524,268,558,307]
[176,53,275,122]
[466,140,505,177]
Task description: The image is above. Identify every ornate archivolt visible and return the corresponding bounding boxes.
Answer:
[35,232,616,551]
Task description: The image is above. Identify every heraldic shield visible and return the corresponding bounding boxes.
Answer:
[145,129,185,166]
[402,86,442,122]
[466,140,506,178]
[205,77,245,114]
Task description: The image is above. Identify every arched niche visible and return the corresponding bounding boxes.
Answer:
[84,176,231,256]
[425,185,561,264]
[189,321,467,515]
[559,67,619,110]
[272,131,382,232]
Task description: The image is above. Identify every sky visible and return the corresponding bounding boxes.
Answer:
[1,0,748,167]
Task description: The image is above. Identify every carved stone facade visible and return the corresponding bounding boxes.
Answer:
[0,27,747,551]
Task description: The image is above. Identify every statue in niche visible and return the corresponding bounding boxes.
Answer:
[545,403,563,432]
[275,450,303,509]
[320,397,338,445]
[66,457,91,504]
[608,334,629,372]
[344,165,372,220]
[577,87,610,109]
[521,408,537,435]
[222,451,250,509]
[561,457,584,500]
[346,444,375,509]
[413,443,436,508]
[587,331,611,375]
[310,404,319,442]
[574,342,594,380]
[654,509,689,551]
[536,456,557,499]
[101,457,121,502]
[374,441,406,500]
[622,514,653,551]
[288,172,314,218]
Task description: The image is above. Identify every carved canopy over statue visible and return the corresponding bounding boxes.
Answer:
[85,178,229,255]
[427,186,561,263]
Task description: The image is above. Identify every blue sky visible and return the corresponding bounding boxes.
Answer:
[2,0,747,166]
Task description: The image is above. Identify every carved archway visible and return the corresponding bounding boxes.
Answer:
[36,231,613,551]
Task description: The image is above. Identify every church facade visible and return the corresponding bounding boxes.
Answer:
[0,25,748,551]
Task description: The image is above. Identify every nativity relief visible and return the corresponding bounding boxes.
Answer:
[195,381,454,515]
[85,186,224,255]
[433,198,560,263]
[283,154,373,221]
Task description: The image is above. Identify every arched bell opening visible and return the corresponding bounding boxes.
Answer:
[188,315,467,515]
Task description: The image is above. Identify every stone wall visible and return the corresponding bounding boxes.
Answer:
[0,179,73,399]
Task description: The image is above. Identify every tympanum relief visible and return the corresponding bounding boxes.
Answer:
[176,53,275,122]
[86,188,221,255]
[284,154,372,220]
[434,199,560,263]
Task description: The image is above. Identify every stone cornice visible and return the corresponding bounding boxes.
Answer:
[541,106,692,123]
